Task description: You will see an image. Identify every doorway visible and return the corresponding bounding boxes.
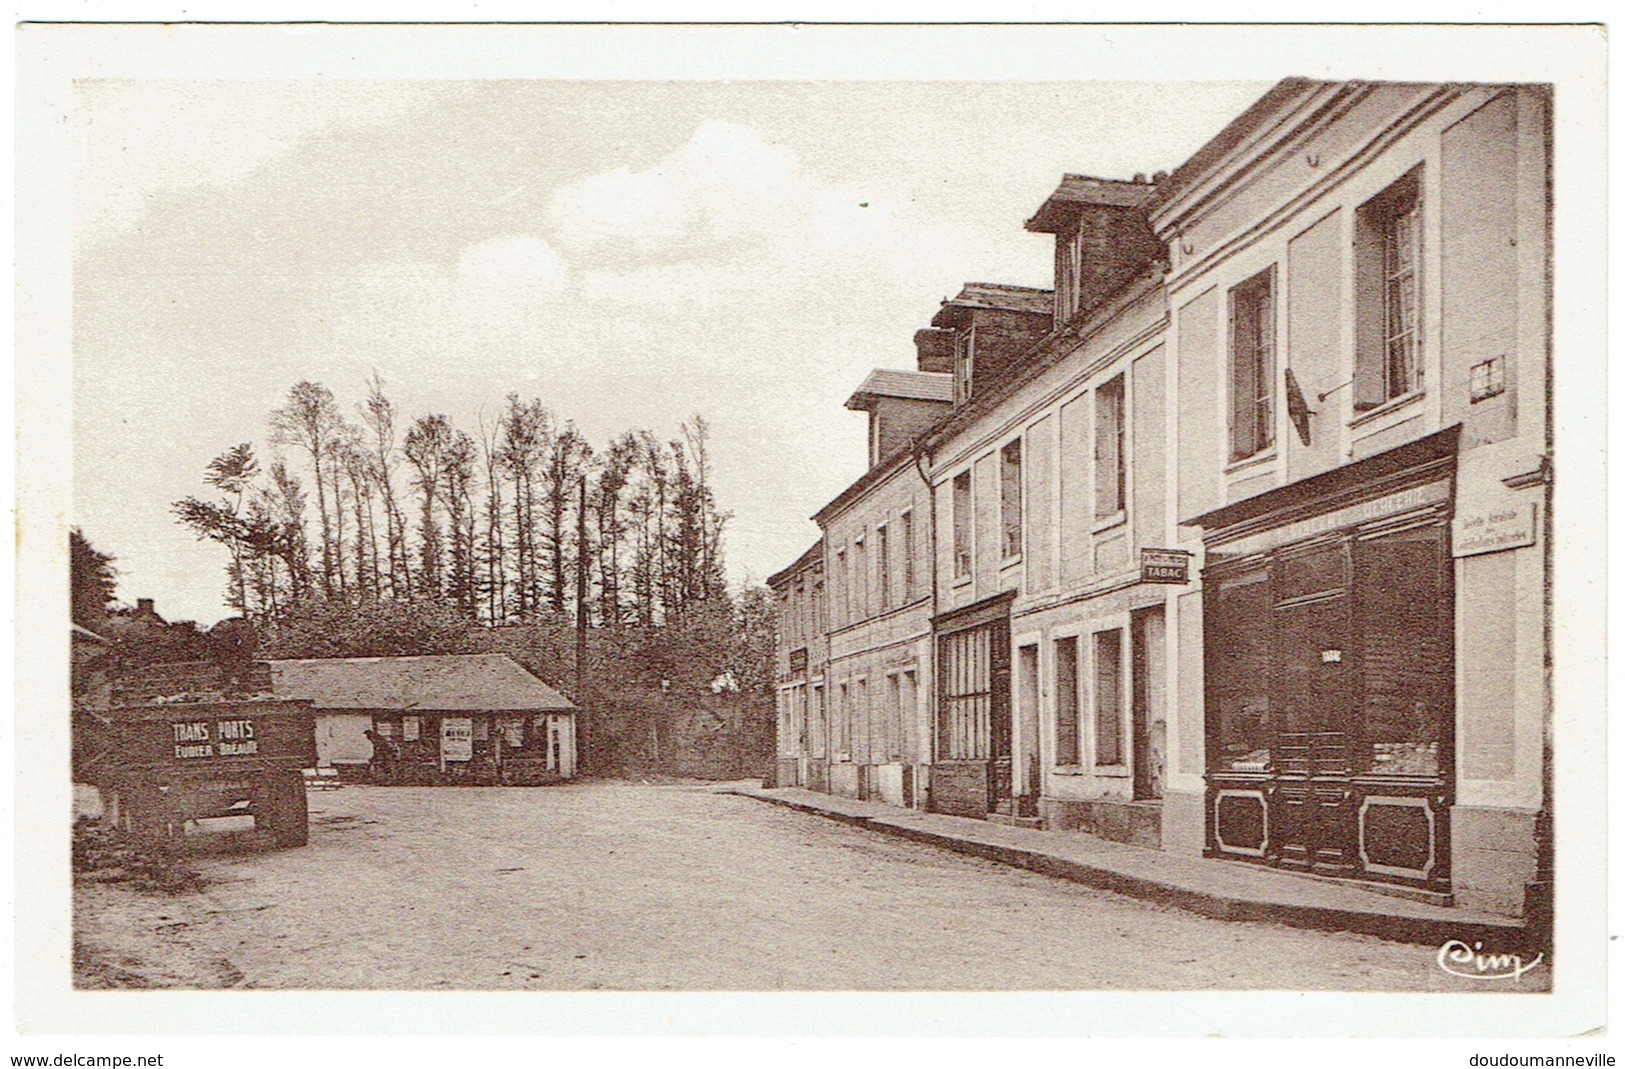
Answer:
[1130,607,1167,801]
[1014,644,1040,816]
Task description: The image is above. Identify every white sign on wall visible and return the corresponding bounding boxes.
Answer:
[1453,502,1538,558]
[441,717,473,762]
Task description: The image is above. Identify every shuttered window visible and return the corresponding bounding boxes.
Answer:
[1094,629,1125,766]
[952,471,973,580]
[1229,268,1276,461]
[1001,439,1023,558]
[1094,376,1126,516]
[1054,636,1080,766]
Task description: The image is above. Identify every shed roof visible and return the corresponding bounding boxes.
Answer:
[267,653,578,713]
[845,369,954,409]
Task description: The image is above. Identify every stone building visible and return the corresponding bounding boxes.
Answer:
[1151,80,1552,917]
[768,78,1553,921]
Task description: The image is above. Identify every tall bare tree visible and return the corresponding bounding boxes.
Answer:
[404,413,455,597]
[443,429,480,618]
[542,422,591,616]
[360,373,411,600]
[497,395,548,619]
[269,381,344,598]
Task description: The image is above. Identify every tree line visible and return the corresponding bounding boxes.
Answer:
[174,377,730,631]
[72,378,775,778]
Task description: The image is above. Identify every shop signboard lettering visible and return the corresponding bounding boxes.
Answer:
[441,717,473,762]
[1216,480,1451,559]
[1452,503,1537,558]
[171,718,259,759]
[1140,548,1192,584]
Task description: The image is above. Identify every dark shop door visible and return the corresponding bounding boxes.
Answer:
[1271,589,1358,876]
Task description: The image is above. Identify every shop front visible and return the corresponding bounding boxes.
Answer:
[1192,428,1458,896]
[930,591,1015,818]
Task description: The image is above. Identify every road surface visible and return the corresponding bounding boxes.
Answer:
[73,781,1541,991]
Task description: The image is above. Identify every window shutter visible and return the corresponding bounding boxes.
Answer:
[1229,290,1256,459]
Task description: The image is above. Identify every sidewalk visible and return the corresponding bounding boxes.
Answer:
[729,785,1525,949]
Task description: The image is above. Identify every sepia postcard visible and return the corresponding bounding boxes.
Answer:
[10,16,1611,1059]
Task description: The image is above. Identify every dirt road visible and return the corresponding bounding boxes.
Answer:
[73,782,1536,991]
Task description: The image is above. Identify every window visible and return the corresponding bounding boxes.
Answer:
[1209,570,1273,772]
[813,578,825,635]
[886,673,903,761]
[856,677,869,764]
[1095,375,1127,516]
[876,523,891,610]
[1054,636,1081,766]
[1229,268,1276,461]
[900,510,915,602]
[838,681,852,757]
[952,471,973,580]
[1470,356,1506,403]
[810,683,825,757]
[1001,439,1023,559]
[955,327,977,404]
[938,626,993,760]
[1094,629,1124,766]
[1355,169,1422,410]
[853,535,868,621]
[835,549,848,627]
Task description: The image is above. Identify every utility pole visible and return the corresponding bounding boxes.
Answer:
[576,473,590,773]
[575,473,589,699]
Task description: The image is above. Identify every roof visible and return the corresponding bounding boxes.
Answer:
[845,369,954,410]
[931,282,1053,326]
[1025,174,1161,233]
[72,623,111,644]
[1151,78,1323,216]
[923,269,1165,453]
[767,539,824,589]
[267,653,578,713]
[811,444,922,527]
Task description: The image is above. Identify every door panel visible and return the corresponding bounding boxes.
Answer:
[1271,593,1357,874]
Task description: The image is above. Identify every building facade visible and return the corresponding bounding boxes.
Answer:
[924,178,1177,834]
[1150,81,1551,916]
[768,541,826,790]
[767,78,1552,920]
[813,365,954,806]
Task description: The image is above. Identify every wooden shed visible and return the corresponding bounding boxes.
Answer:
[267,653,579,785]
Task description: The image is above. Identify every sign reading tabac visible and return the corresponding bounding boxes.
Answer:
[1453,502,1538,558]
[1141,548,1193,584]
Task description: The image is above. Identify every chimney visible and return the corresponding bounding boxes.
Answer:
[913,328,956,374]
[136,598,156,617]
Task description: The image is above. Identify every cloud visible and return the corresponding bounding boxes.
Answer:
[74,80,453,248]
[546,121,800,260]
[455,235,569,291]
[544,121,978,302]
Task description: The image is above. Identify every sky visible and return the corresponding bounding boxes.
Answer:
[70,74,1274,625]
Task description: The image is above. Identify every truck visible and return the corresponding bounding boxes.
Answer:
[74,694,318,848]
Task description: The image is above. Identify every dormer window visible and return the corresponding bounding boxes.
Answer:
[955,327,977,404]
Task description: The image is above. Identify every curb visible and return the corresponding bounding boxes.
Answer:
[731,789,1526,950]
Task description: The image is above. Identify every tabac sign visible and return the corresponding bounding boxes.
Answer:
[1140,548,1193,584]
